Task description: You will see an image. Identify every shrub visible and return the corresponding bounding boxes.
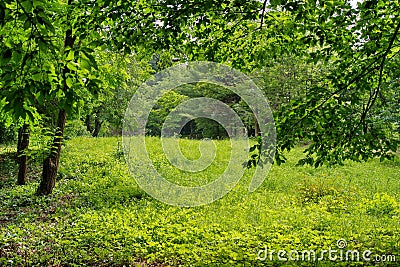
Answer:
[297,179,337,204]
[0,122,15,144]
[64,119,90,140]
[365,193,400,217]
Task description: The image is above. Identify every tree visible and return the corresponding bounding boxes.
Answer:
[1,0,102,193]
[0,0,45,185]
[266,0,400,166]
[83,51,154,137]
[146,91,189,136]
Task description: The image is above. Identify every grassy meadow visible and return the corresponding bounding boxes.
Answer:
[0,137,399,266]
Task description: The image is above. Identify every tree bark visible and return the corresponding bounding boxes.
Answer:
[92,117,102,137]
[37,109,67,195]
[17,124,30,185]
[254,114,260,137]
[86,112,103,137]
[189,120,193,139]
[85,114,93,133]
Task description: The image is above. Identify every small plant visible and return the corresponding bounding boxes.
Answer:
[319,194,348,213]
[297,179,338,204]
[365,193,400,217]
[113,141,125,160]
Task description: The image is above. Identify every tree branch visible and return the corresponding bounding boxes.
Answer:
[258,0,268,30]
[358,19,400,133]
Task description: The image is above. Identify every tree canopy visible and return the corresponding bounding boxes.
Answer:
[0,0,399,193]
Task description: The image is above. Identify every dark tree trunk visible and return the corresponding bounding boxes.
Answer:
[37,109,67,195]
[189,120,194,139]
[85,114,93,133]
[92,117,102,137]
[86,112,102,137]
[17,124,30,185]
[254,114,260,137]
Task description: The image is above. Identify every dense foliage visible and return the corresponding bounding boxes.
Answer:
[1,0,398,170]
[0,0,399,264]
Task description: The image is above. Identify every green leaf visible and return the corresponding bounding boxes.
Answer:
[81,50,98,70]
[80,58,91,71]
[20,0,33,13]
[37,11,55,33]
[66,50,75,61]
[38,39,48,52]
[31,72,42,81]
[35,91,44,104]
[67,61,78,71]
[23,19,31,29]
[57,89,65,98]
[66,77,73,88]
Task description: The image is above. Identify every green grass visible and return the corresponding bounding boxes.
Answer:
[0,137,399,266]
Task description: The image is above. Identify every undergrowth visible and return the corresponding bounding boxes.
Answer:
[0,137,399,266]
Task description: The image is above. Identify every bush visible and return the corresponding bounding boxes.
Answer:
[297,179,337,204]
[0,122,15,144]
[64,119,90,140]
[365,193,400,217]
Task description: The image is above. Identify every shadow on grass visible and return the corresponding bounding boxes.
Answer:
[381,155,400,168]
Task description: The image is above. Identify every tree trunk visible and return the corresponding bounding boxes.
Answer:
[92,117,102,137]
[85,114,93,133]
[17,124,30,185]
[254,113,260,137]
[37,0,74,195]
[37,109,67,195]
